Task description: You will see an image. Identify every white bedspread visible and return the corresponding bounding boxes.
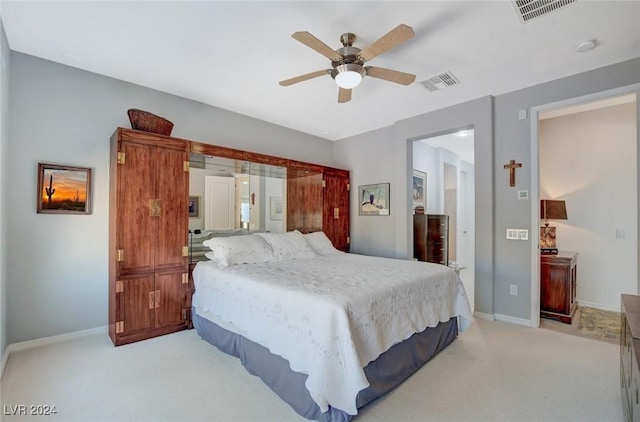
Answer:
[192,253,473,415]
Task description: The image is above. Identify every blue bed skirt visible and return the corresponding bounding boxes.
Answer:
[193,309,458,421]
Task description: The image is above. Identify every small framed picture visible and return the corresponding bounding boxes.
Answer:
[189,196,200,218]
[270,196,283,220]
[359,183,390,216]
[412,170,426,210]
[37,163,92,215]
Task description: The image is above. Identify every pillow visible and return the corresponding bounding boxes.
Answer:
[203,234,273,267]
[204,251,219,263]
[304,231,340,256]
[256,230,317,261]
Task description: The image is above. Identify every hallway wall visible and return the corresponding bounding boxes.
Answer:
[540,100,637,310]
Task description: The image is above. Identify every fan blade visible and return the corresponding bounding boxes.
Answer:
[366,66,416,85]
[292,31,343,62]
[358,24,415,62]
[338,88,352,103]
[279,69,330,86]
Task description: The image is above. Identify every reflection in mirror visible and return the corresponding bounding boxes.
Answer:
[188,153,287,263]
[188,153,287,233]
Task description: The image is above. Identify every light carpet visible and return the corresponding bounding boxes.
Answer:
[1,319,622,422]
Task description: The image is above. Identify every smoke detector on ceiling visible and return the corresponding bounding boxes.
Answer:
[575,39,597,53]
[418,71,460,92]
[512,0,579,24]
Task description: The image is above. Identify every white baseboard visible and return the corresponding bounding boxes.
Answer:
[7,326,108,355]
[577,300,620,313]
[473,311,495,321]
[495,313,532,327]
[1,325,108,376]
[0,346,9,380]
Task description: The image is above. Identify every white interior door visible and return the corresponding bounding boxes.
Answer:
[204,176,235,230]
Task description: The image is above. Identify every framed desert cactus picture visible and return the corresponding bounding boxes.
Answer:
[37,163,92,215]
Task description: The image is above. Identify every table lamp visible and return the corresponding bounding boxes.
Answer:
[540,199,567,254]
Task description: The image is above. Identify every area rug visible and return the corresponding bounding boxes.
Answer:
[578,306,621,343]
[540,306,620,344]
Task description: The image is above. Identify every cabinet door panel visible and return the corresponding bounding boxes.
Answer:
[118,142,155,273]
[413,214,427,260]
[540,263,569,314]
[322,172,350,251]
[155,271,186,329]
[120,275,154,335]
[287,172,323,232]
[156,147,188,269]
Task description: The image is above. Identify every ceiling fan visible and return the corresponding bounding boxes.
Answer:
[279,24,417,103]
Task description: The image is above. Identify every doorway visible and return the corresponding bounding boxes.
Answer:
[531,89,638,327]
[413,129,475,310]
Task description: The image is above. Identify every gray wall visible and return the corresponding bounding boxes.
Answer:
[0,16,10,359]
[7,52,335,344]
[332,125,397,258]
[493,58,640,321]
[336,58,640,321]
[540,103,637,311]
[334,96,494,315]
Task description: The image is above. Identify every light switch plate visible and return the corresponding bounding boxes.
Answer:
[507,229,529,240]
[518,109,528,120]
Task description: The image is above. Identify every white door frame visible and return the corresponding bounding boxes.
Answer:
[529,83,640,328]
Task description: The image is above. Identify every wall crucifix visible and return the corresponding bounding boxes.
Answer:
[503,159,522,187]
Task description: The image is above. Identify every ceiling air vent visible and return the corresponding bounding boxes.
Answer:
[418,71,460,92]
[512,0,578,24]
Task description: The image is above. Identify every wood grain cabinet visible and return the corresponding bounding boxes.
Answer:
[540,251,578,324]
[621,295,640,422]
[109,128,191,346]
[322,168,350,252]
[414,214,449,265]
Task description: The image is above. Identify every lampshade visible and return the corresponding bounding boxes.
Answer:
[332,63,365,89]
[540,199,567,220]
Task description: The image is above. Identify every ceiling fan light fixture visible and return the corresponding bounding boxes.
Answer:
[333,63,365,89]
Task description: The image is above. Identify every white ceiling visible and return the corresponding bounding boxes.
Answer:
[2,1,639,141]
[419,131,475,164]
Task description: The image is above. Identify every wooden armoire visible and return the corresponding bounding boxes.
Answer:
[109,128,191,346]
[414,214,449,265]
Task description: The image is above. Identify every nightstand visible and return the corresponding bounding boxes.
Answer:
[540,251,578,324]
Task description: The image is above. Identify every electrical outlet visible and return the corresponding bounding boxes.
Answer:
[510,284,518,296]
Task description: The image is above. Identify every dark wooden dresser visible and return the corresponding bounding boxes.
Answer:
[621,294,640,422]
[540,251,578,324]
[414,214,449,265]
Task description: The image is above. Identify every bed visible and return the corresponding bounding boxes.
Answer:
[191,231,473,421]
[188,228,256,262]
